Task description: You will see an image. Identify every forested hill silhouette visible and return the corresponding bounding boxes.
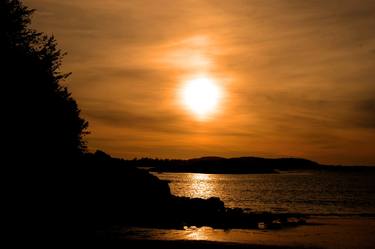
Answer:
[129,156,375,173]
[148,156,317,173]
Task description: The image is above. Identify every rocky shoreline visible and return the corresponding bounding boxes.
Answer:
[88,151,307,231]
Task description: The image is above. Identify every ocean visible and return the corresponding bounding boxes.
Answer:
[116,171,375,249]
[152,171,375,215]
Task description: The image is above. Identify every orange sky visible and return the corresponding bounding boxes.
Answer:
[26,0,375,165]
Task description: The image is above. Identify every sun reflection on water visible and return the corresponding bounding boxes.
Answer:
[189,173,215,199]
[184,226,213,241]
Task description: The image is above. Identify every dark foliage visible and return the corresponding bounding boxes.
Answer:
[1,1,89,246]
[1,0,88,163]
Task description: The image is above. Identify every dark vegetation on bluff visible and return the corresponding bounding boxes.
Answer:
[2,0,88,163]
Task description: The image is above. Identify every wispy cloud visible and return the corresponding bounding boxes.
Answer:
[26,0,375,164]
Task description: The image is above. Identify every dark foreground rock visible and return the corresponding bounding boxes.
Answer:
[9,149,307,246]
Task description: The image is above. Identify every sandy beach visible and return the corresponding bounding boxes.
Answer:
[101,239,319,249]
[101,216,375,249]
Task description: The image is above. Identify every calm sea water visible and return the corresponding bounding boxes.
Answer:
[153,171,375,215]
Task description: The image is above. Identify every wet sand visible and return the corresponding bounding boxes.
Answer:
[102,239,320,249]
[103,216,375,249]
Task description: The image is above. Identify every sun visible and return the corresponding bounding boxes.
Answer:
[180,76,222,119]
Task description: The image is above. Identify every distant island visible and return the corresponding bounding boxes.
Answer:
[125,156,375,174]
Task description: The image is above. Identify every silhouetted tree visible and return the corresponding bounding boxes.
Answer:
[1,0,88,163]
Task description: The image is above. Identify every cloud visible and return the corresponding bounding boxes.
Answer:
[352,98,375,128]
[26,0,375,165]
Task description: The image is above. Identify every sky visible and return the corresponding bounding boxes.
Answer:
[25,0,375,165]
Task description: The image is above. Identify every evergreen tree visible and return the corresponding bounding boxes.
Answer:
[1,0,88,163]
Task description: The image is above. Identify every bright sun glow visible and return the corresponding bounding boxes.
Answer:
[181,77,222,119]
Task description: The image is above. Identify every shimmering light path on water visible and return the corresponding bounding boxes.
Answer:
[153,171,375,215]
